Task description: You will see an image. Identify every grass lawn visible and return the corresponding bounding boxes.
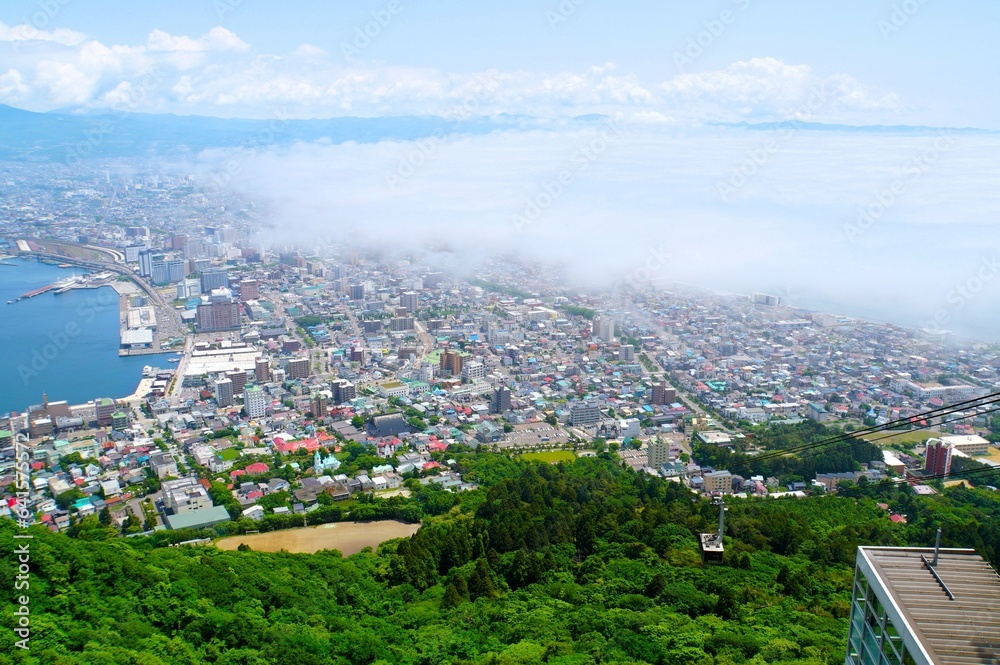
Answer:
[520,450,576,464]
[975,447,1000,464]
[862,430,941,446]
[218,448,241,461]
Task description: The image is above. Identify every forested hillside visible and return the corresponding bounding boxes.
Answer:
[2,454,998,665]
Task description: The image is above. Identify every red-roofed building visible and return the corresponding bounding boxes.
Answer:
[245,462,270,475]
[274,439,298,454]
[230,469,246,479]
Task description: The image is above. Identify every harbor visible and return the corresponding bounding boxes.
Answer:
[8,270,116,303]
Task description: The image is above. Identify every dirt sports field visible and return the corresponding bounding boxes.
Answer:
[215,520,421,555]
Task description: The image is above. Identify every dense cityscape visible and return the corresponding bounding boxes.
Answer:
[3,165,1000,537]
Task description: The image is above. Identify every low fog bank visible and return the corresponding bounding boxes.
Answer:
[199,123,1000,342]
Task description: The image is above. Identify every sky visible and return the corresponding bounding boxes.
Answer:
[1,1,999,340]
[0,0,996,127]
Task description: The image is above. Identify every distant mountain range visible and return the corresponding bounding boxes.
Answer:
[0,104,530,162]
[0,104,991,163]
[713,120,993,134]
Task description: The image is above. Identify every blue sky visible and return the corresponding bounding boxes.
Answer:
[0,0,997,127]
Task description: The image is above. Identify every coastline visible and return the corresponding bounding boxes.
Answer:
[0,258,176,414]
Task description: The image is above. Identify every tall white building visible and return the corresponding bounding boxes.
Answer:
[593,316,615,342]
[244,384,266,418]
[462,361,486,382]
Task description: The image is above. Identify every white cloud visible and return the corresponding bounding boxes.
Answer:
[0,23,906,124]
[0,69,30,101]
[292,43,327,59]
[659,58,900,121]
[0,20,85,46]
[145,26,250,53]
[34,60,98,106]
[195,126,1000,340]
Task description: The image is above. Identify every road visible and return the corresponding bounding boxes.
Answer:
[625,297,730,432]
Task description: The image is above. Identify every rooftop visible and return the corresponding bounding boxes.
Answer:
[859,546,1000,665]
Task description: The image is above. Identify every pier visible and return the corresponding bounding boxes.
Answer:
[16,282,59,300]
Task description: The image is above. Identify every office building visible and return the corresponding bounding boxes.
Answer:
[752,292,782,306]
[138,249,158,278]
[239,279,260,301]
[390,316,415,332]
[189,258,211,274]
[94,397,116,427]
[111,411,128,430]
[162,477,214,514]
[703,470,733,494]
[332,379,357,404]
[310,393,328,419]
[200,269,229,292]
[150,258,169,285]
[214,378,233,407]
[647,440,672,468]
[124,244,146,263]
[400,291,419,312]
[176,278,200,299]
[925,440,953,477]
[462,361,486,382]
[570,403,601,426]
[167,259,186,283]
[226,369,247,396]
[196,296,241,332]
[287,357,309,380]
[619,418,641,440]
[350,283,366,301]
[593,316,615,342]
[933,435,990,457]
[255,357,271,383]
[619,344,635,362]
[651,383,677,406]
[491,385,512,414]
[244,384,267,419]
[845,546,1000,665]
[440,350,464,377]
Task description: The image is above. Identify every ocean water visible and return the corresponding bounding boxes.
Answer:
[0,258,162,415]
